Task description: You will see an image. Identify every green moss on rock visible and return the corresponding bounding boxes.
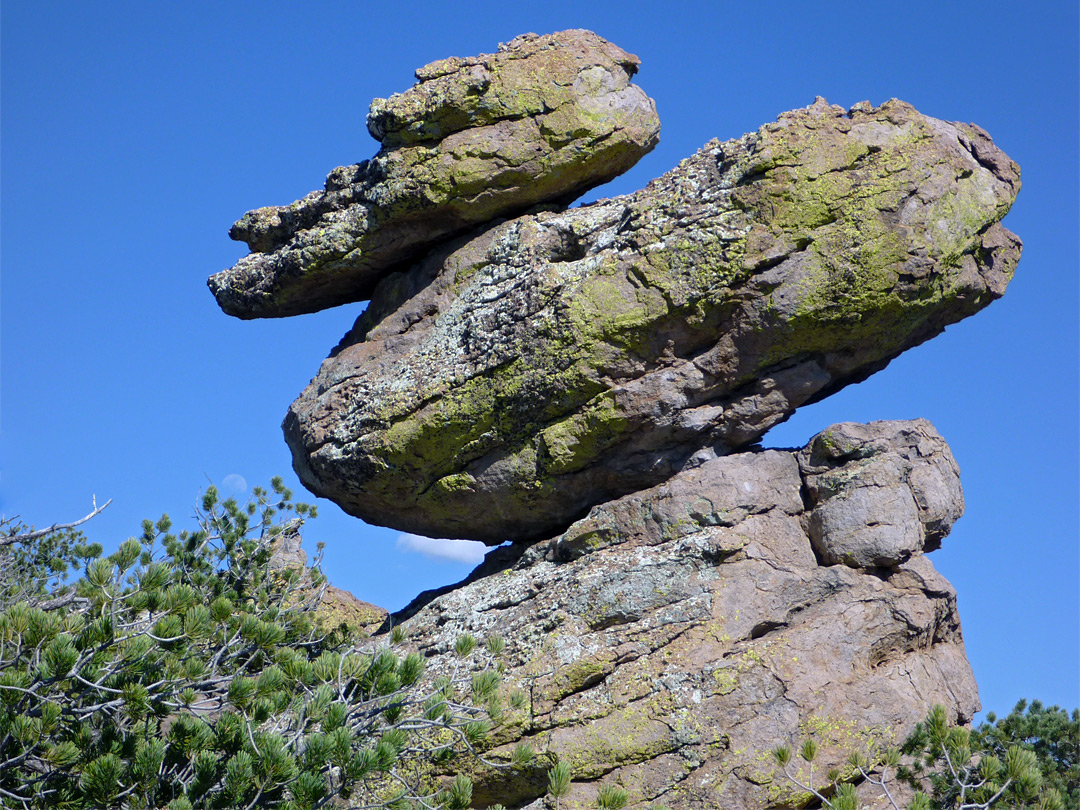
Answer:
[286,97,1021,542]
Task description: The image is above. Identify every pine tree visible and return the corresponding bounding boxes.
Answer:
[974,700,1078,808]
[772,704,1067,810]
[0,480,501,809]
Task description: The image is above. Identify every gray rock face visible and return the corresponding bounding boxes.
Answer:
[208,30,660,319]
[284,98,1020,543]
[390,420,978,809]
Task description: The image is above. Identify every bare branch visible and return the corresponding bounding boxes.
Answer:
[1,498,112,546]
[29,590,88,612]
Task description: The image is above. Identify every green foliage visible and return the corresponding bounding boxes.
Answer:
[454,632,477,657]
[773,703,1070,810]
[0,512,94,608]
[0,482,504,809]
[901,704,1065,810]
[437,774,472,810]
[548,760,572,808]
[484,634,505,656]
[828,782,859,810]
[509,687,528,711]
[510,741,534,767]
[974,699,1078,807]
[596,782,629,809]
[772,743,792,767]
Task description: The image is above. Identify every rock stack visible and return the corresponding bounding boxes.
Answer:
[210,30,1021,810]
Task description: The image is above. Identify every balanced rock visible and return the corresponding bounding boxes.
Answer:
[209,30,660,319]
[284,98,1021,542]
[391,420,978,809]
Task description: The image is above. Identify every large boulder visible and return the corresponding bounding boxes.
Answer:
[390,420,979,809]
[209,30,660,319]
[284,98,1021,542]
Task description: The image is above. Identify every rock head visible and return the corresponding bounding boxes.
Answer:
[209,30,660,319]
[283,98,1020,542]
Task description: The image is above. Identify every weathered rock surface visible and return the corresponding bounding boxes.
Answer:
[269,524,388,636]
[284,98,1021,542]
[210,33,1011,808]
[209,30,660,319]
[388,420,978,809]
[799,421,964,567]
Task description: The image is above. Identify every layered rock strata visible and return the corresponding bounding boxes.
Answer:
[209,30,660,318]
[392,420,978,809]
[284,98,1020,542]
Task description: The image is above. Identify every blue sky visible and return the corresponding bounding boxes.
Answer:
[3,1,1077,720]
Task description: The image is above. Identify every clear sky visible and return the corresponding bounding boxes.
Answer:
[3,1,1077,721]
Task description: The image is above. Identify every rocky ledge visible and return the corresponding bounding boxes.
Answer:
[390,420,978,809]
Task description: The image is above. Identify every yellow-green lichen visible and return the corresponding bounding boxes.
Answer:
[558,692,683,780]
[544,657,611,702]
[540,392,633,475]
[748,712,897,806]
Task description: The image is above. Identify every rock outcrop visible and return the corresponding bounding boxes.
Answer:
[210,30,1022,809]
[209,30,659,319]
[269,523,388,637]
[391,420,978,809]
[799,422,964,568]
[284,97,1020,543]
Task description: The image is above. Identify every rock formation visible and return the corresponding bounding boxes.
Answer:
[283,97,1019,543]
[209,30,1021,810]
[269,524,388,637]
[209,30,659,319]
[394,420,978,808]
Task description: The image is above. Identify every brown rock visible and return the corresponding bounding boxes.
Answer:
[269,523,388,636]
[284,98,1021,543]
[385,421,978,809]
[798,420,964,567]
